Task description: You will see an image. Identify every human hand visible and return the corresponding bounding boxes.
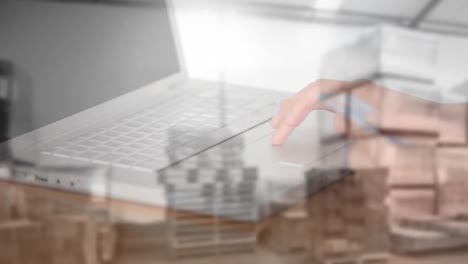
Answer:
[271,79,381,145]
[271,79,444,145]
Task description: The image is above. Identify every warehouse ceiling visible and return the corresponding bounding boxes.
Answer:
[210,0,468,36]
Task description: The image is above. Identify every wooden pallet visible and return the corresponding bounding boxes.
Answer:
[170,240,256,259]
[323,252,390,264]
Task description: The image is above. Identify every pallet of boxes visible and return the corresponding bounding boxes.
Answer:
[0,220,48,264]
[260,201,309,255]
[377,89,440,220]
[377,88,468,253]
[259,176,315,255]
[437,100,468,218]
[159,130,257,259]
[0,168,19,221]
[305,167,391,264]
[312,24,468,256]
[0,164,117,264]
[113,220,168,258]
[1,166,48,264]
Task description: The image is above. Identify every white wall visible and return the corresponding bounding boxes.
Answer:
[173,0,369,93]
[173,1,468,99]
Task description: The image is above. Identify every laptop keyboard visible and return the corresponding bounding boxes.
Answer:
[42,85,277,171]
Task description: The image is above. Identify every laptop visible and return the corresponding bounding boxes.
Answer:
[0,0,349,212]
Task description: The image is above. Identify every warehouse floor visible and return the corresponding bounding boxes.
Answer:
[115,248,468,264]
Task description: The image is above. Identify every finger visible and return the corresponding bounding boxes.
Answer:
[271,99,293,129]
[271,112,283,129]
[270,102,282,128]
[271,80,348,144]
[284,105,312,127]
[284,92,320,127]
[282,80,339,127]
[272,124,295,145]
[271,79,364,144]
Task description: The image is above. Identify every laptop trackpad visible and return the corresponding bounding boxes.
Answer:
[244,112,325,167]
[240,113,329,184]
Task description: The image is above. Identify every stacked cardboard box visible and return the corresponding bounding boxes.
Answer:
[161,132,257,258]
[380,99,468,219]
[1,183,116,263]
[44,215,99,264]
[378,88,440,134]
[20,184,110,221]
[378,102,468,253]
[262,206,308,254]
[305,168,390,264]
[318,27,468,256]
[388,189,436,218]
[437,147,468,218]
[435,101,468,219]
[1,166,115,263]
[438,169,468,217]
[0,183,15,221]
[438,103,468,145]
[377,96,468,253]
[115,221,168,258]
[0,220,47,264]
[382,138,437,187]
[21,189,56,220]
[379,135,439,219]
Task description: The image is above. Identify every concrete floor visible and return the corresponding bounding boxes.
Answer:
[115,248,468,264]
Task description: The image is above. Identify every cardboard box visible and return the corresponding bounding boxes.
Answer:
[388,189,436,218]
[438,169,468,217]
[437,147,468,217]
[437,147,468,170]
[44,215,99,264]
[364,209,391,253]
[0,183,17,221]
[305,168,390,262]
[0,220,47,264]
[115,221,168,256]
[438,103,468,144]
[379,88,440,133]
[380,136,437,187]
[264,207,309,253]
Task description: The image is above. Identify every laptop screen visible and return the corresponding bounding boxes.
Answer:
[0,0,180,142]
